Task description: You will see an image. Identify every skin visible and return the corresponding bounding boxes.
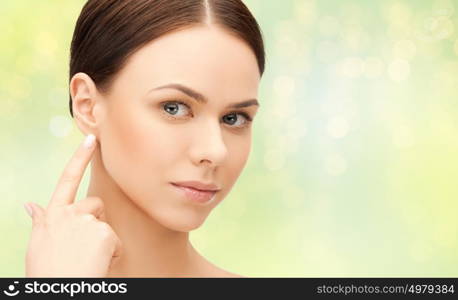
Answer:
[25,136,123,277]
[25,24,261,277]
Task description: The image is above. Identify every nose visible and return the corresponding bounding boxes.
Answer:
[189,119,228,167]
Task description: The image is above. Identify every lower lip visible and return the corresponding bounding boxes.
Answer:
[171,183,217,204]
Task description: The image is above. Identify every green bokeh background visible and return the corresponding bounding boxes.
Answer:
[1,0,457,277]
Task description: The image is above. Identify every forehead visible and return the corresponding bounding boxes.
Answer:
[114,25,260,101]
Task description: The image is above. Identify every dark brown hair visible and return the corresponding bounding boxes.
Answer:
[68,0,265,117]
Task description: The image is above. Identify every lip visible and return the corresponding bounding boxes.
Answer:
[171,181,221,192]
[170,183,218,204]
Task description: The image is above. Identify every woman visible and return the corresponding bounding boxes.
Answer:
[24,0,265,277]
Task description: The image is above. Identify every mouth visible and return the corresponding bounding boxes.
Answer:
[170,183,219,204]
[171,181,221,192]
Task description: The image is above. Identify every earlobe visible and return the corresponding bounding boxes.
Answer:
[70,72,103,136]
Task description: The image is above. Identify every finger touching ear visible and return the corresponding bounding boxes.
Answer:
[69,72,106,137]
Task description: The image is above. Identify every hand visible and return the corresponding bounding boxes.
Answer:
[24,134,123,277]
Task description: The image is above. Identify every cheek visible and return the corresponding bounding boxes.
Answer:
[98,107,195,206]
[99,109,173,202]
[220,133,252,190]
[229,132,252,172]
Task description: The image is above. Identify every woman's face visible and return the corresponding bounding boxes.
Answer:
[92,25,260,231]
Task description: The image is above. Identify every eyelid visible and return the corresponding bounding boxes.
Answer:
[236,111,253,121]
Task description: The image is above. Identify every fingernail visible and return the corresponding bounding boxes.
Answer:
[84,134,96,149]
[24,203,33,218]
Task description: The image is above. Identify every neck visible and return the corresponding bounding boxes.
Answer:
[86,148,203,277]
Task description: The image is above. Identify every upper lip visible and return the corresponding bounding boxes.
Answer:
[171,181,221,192]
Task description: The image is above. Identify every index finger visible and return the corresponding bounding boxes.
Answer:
[48,134,97,208]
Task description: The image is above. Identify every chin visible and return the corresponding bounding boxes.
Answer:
[164,218,206,232]
[151,209,209,232]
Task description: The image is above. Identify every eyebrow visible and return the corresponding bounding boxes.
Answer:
[150,83,260,109]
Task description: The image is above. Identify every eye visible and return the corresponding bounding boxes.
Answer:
[222,112,253,129]
[161,101,192,118]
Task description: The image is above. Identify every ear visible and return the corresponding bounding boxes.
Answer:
[69,72,106,137]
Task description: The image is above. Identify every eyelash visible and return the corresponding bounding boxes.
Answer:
[159,100,253,130]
